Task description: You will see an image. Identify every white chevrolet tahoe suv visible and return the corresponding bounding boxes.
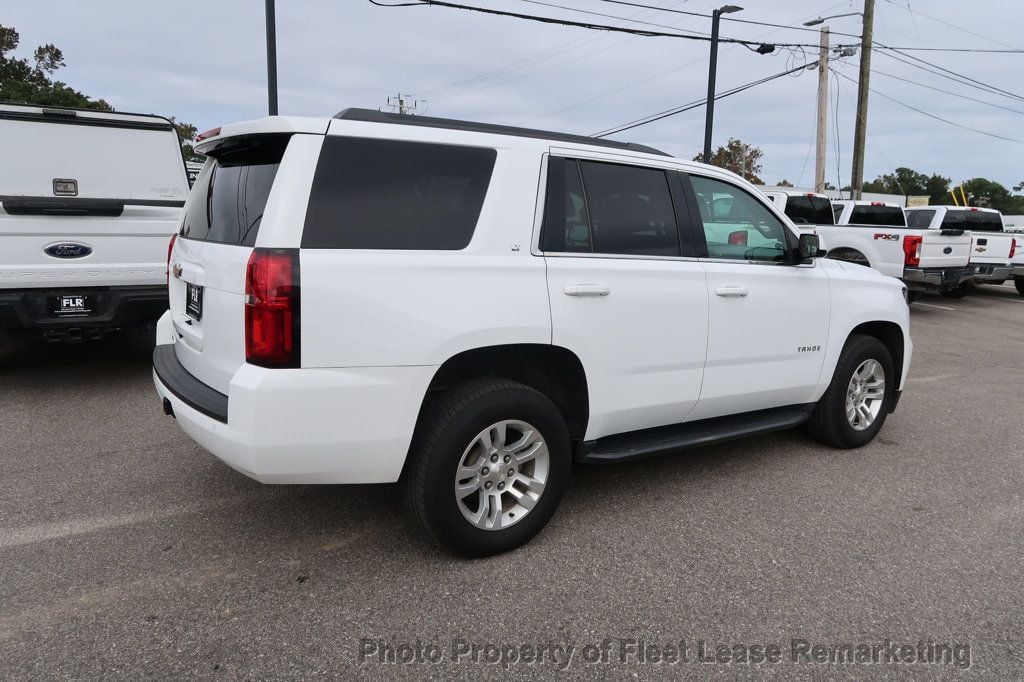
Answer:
[0,104,189,340]
[153,109,912,556]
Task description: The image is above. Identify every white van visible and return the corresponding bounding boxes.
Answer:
[0,103,189,341]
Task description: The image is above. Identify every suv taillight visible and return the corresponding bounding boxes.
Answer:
[166,233,177,287]
[245,248,300,368]
[902,235,922,267]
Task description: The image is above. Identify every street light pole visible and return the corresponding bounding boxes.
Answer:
[265,0,279,116]
[850,0,875,199]
[703,5,743,164]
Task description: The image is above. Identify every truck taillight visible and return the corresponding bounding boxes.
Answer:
[1011,238,1017,259]
[902,235,922,267]
[245,248,300,368]
[166,233,177,287]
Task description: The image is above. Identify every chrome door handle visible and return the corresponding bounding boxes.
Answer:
[715,286,748,297]
[564,285,610,297]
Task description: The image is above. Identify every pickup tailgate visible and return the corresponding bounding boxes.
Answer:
[919,229,973,268]
[969,233,1015,265]
[0,203,182,288]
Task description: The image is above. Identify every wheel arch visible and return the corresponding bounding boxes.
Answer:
[848,320,905,389]
[418,344,590,446]
[827,247,871,267]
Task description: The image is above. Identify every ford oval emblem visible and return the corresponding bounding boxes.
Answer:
[44,242,92,259]
[943,246,952,254]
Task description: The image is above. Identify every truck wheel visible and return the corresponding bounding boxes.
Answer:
[939,283,972,298]
[806,334,894,449]
[402,379,571,557]
[1016,277,1024,296]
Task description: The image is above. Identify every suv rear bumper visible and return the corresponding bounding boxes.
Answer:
[902,266,975,292]
[0,285,167,339]
[152,323,436,485]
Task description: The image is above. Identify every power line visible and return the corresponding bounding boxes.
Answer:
[874,47,1024,103]
[378,0,843,49]
[881,0,1023,52]
[593,60,817,137]
[868,66,1024,116]
[831,70,1024,144]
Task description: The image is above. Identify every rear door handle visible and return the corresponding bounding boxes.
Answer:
[563,285,610,297]
[715,286,748,298]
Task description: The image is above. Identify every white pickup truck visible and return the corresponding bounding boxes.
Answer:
[905,206,1016,297]
[0,104,189,341]
[762,193,975,299]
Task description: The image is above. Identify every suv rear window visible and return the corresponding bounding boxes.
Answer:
[302,137,496,250]
[940,210,1004,232]
[783,196,834,225]
[180,135,289,246]
[848,205,906,227]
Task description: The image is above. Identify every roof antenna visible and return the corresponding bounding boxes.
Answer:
[383,93,426,116]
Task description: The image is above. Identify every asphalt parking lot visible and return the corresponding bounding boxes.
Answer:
[1,284,1022,679]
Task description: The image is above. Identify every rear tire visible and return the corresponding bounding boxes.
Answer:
[806,334,894,449]
[939,283,972,298]
[402,379,571,557]
[1015,277,1024,296]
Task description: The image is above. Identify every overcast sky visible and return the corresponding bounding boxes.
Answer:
[6,0,1023,189]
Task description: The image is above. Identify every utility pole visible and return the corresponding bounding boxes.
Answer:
[850,0,875,199]
[814,27,829,193]
[265,0,278,115]
[703,5,743,163]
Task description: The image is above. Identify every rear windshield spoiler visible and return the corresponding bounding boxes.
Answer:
[0,196,184,217]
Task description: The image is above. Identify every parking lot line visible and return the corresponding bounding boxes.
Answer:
[913,302,956,311]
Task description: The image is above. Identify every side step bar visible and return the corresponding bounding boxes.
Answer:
[575,404,815,464]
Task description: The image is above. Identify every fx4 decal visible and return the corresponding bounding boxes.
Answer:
[873,233,900,241]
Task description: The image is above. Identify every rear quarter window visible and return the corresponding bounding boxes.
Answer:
[906,209,935,228]
[302,137,496,250]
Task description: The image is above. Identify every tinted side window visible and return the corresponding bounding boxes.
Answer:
[689,175,790,262]
[180,135,289,246]
[541,158,592,253]
[578,161,680,256]
[849,205,906,227]
[784,196,834,225]
[832,204,842,221]
[906,209,935,228]
[302,137,496,249]
[968,211,1004,232]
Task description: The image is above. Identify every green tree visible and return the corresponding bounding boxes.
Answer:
[1,24,200,161]
[959,177,1024,213]
[862,167,951,204]
[775,179,794,187]
[693,139,764,184]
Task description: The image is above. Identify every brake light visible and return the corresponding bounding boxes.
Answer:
[196,126,221,142]
[728,230,748,246]
[871,201,885,206]
[902,235,922,267]
[166,233,177,287]
[1011,238,1017,259]
[245,249,300,368]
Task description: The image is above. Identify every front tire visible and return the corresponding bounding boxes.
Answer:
[806,334,894,449]
[402,379,571,557]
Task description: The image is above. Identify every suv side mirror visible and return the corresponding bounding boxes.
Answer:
[796,233,826,262]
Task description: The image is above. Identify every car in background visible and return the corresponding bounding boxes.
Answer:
[905,206,1016,298]
[0,103,189,341]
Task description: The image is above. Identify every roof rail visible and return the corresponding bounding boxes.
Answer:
[333,108,671,157]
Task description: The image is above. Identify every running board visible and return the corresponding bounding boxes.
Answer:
[575,404,816,464]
